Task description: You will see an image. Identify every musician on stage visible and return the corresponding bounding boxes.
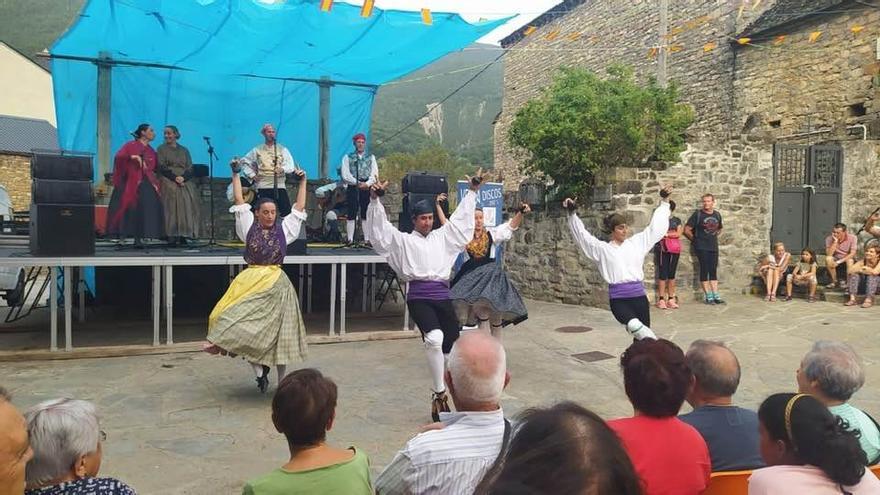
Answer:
[340,133,378,244]
[237,123,299,216]
[366,170,483,421]
[203,161,309,393]
[106,123,165,248]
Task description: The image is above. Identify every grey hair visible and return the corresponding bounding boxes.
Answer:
[448,334,507,405]
[0,386,9,402]
[24,398,101,486]
[801,341,865,401]
[686,340,741,397]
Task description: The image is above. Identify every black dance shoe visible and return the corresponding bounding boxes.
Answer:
[256,365,270,393]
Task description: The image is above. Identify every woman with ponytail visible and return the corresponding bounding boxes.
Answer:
[750,393,880,494]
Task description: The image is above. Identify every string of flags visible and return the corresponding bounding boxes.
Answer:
[319,0,432,24]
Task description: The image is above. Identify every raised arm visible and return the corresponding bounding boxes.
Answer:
[565,199,603,262]
[435,193,449,226]
[632,200,672,254]
[489,203,530,244]
[366,181,404,257]
[229,160,254,241]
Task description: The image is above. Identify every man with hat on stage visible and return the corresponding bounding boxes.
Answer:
[237,123,299,217]
[340,133,379,245]
[366,169,484,421]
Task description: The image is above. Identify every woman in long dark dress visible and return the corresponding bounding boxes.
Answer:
[106,123,165,247]
[157,125,200,245]
[437,194,530,340]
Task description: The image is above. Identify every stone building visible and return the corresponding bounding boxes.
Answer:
[494,0,880,307]
[0,115,60,212]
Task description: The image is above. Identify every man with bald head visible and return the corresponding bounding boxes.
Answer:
[237,123,300,217]
[679,340,763,471]
[0,387,32,495]
[375,332,510,495]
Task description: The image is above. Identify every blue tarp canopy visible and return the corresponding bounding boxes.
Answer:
[51,0,508,178]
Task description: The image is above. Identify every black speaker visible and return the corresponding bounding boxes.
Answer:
[192,164,209,177]
[32,179,94,204]
[29,204,95,256]
[402,172,448,194]
[399,193,448,233]
[31,153,92,181]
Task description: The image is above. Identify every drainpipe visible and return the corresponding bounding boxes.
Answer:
[847,124,868,140]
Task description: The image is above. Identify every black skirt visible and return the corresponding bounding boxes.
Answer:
[449,262,528,327]
[106,181,165,239]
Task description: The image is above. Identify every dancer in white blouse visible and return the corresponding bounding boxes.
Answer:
[366,171,484,421]
[564,185,673,340]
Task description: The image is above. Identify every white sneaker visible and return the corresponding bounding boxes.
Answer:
[626,319,657,340]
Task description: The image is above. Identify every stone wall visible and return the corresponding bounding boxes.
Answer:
[0,153,32,211]
[504,138,774,306]
[733,7,880,140]
[495,0,744,187]
[840,140,880,236]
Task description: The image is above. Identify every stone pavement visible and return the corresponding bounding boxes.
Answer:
[1,294,878,494]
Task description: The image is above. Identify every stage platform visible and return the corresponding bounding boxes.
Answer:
[0,242,406,353]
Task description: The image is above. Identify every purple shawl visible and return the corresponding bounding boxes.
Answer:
[244,221,286,265]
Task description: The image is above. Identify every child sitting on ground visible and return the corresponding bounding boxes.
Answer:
[758,242,790,302]
[785,248,818,302]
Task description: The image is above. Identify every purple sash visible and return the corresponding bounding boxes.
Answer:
[407,280,450,301]
[608,281,646,300]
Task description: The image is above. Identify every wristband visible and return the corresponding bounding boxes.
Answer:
[231,164,242,174]
[471,176,482,187]
[375,188,386,197]
[565,200,577,212]
[659,189,670,199]
[517,205,527,214]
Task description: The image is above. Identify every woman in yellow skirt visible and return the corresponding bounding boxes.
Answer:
[203,160,308,393]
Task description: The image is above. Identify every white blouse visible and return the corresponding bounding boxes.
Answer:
[366,190,477,282]
[568,201,671,285]
[229,203,307,245]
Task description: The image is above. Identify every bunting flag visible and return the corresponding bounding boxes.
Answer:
[808,31,822,43]
[648,47,659,59]
[568,32,582,41]
[523,25,536,36]
[319,0,332,12]
[773,35,786,45]
[545,29,559,40]
[737,37,751,45]
[360,0,374,18]
[421,8,432,25]
[669,44,683,53]
[851,25,864,34]
[703,41,717,52]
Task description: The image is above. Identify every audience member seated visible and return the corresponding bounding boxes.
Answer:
[796,341,880,464]
[243,368,371,495]
[680,340,764,471]
[825,223,857,289]
[23,398,135,495]
[845,245,880,308]
[757,242,790,301]
[375,332,509,495]
[474,401,642,495]
[749,393,880,494]
[0,387,32,495]
[865,211,880,239]
[608,339,711,495]
[785,248,818,302]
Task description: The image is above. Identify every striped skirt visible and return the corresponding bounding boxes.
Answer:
[207,265,307,366]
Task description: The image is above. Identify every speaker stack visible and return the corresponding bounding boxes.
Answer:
[399,172,449,233]
[29,153,95,256]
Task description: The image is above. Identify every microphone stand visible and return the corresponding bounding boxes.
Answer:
[203,136,220,247]
[273,142,279,205]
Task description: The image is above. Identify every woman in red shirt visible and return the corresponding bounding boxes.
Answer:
[608,339,711,495]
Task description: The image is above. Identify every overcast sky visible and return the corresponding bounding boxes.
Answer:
[329,0,563,44]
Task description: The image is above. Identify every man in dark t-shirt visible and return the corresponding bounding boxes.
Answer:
[685,194,724,304]
[680,340,764,471]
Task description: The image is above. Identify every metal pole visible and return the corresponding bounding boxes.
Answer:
[50,267,58,351]
[97,52,112,186]
[63,266,72,350]
[77,268,85,323]
[164,265,173,344]
[307,264,313,314]
[329,263,337,335]
[152,266,160,346]
[340,263,347,335]
[658,0,668,88]
[318,77,332,179]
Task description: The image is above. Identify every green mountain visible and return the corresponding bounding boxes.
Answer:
[0,1,502,166]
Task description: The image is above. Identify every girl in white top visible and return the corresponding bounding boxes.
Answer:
[758,242,790,302]
[564,186,672,341]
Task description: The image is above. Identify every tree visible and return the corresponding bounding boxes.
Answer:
[507,65,694,199]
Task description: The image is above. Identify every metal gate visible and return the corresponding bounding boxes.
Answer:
[771,144,842,253]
